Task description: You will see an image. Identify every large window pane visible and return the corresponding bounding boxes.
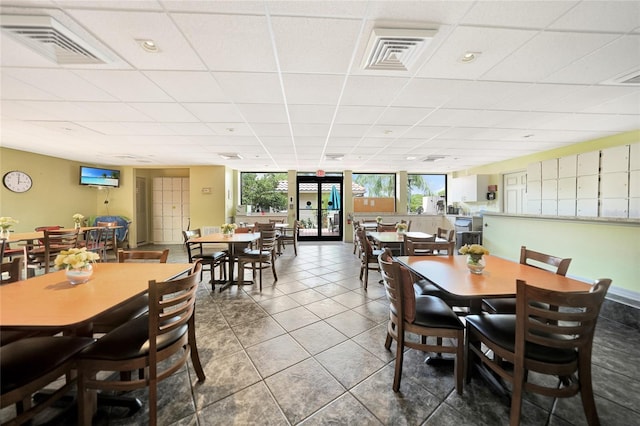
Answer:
[240,172,288,213]
[408,174,447,214]
[352,173,396,212]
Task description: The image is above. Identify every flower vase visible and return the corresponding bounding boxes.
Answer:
[74,222,81,229]
[466,254,486,274]
[66,264,93,285]
[0,228,9,239]
[223,230,234,237]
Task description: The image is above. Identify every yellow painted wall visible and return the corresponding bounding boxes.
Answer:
[189,165,227,229]
[0,148,126,231]
[483,213,640,297]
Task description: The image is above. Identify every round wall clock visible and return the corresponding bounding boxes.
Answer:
[3,170,33,193]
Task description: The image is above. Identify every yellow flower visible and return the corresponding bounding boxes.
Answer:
[459,244,489,256]
[221,223,237,233]
[54,247,99,269]
[0,217,18,229]
[395,223,408,231]
[72,213,84,223]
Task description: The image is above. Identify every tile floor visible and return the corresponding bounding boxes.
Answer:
[12,242,640,425]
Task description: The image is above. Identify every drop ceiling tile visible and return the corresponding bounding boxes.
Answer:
[548,1,640,32]
[71,102,153,121]
[393,78,471,108]
[543,35,640,84]
[160,0,265,14]
[235,104,288,123]
[207,123,254,136]
[329,124,370,138]
[183,103,244,122]
[144,71,229,102]
[583,91,640,114]
[129,103,198,122]
[164,123,214,136]
[282,73,344,105]
[56,1,163,11]
[418,26,536,80]
[482,31,619,83]
[495,83,583,111]
[376,107,433,126]
[365,1,474,24]
[534,114,639,132]
[72,70,172,102]
[340,76,410,106]
[291,123,330,137]
[81,121,176,135]
[249,123,292,137]
[334,106,385,124]
[268,1,368,18]
[443,81,525,109]
[461,1,577,28]
[544,85,636,113]
[402,126,450,139]
[2,68,116,101]
[0,73,59,100]
[288,105,336,124]
[365,125,411,138]
[271,16,361,73]
[422,109,520,128]
[67,9,205,70]
[213,72,284,104]
[173,13,276,72]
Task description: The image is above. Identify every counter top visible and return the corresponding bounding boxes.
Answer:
[483,211,640,225]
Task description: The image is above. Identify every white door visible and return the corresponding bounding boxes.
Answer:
[503,171,526,214]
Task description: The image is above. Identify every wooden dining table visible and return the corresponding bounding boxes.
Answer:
[396,254,593,314]
[0,262,192,331]
[189,232,261,292]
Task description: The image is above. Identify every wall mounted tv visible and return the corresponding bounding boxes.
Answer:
[79,166,120,188]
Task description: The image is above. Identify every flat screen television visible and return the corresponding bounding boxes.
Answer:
[79,166,120,188]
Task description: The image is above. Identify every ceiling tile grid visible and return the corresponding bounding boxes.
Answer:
[0,0,638,172]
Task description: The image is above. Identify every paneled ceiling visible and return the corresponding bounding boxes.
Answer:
[1,0,639,172]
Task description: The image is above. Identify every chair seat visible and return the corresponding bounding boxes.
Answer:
[413,279,441,296]
[413,296,464,329]
[92,295,149,332]
[81,314,187,361]
[1,336,94,394]
[241,249,271,257]
[195,251,226,261]
[466,314,577,364]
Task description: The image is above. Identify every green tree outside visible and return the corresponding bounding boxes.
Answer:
[241,173,288,212]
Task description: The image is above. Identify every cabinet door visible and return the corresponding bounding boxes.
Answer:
[600,199,628,218]
[541,180,558,200]
[630,170,640,198]
[577,151,600,176]
[601,145,629,174]
[577,175,599,199]
[558,154,577,178]
[557,199,576,216]
[576,199,598,217]
[557,177,576,199]
[527,200,541,214]
[600,172,628,199]
[527,180,542,199]
[630,142,640,171]
[541,159,558,180]
[541,200,557,215]
[629,198,640,218]
[527,162,542,181]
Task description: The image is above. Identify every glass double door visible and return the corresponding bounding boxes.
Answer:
[297,176,343,241]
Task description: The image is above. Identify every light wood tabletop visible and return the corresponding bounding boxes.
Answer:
[0,262,192,329]
[396,255,592,302]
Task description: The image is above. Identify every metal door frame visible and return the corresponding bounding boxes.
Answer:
[297,175,343,241]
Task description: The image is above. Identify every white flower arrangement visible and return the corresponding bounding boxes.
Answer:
[221,223,238,234]
[54,247,100,270]
[395,222,408,232]
[0,216,18,230]
[459,244,489,256]
[72,213,84,224]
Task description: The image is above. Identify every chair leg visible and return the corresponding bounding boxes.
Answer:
[454,329,464,395]
[363,265,368,290]
[293,241,297,256]
[188,317,206,382]
[509,363,525,426]
[393,333,404,392]
[578,354,600,426]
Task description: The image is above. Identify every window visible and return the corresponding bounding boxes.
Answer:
[240,172,288,213]
[352,173,396,212]
[408,174,447,214]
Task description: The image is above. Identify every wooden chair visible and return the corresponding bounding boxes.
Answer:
[77,262,205,426]
[400,219,412,231]
[357,227,383,290]
[482,246,572,314]
[96,221,118,260]
[26,228,79,275]
[466,278,611,426]
[1,336,95,425]
[183,229,227,282]
[277,220,299,256]
[80,227,106,260]
[436,227,454,242]
[1,257,22,284]
[237,228,278,291]
[268,218,284,224]
[403,233,436,255]
[91,249,170,335]
[376,223,397,232]
[352,220,361,255]
[378,249,464,394]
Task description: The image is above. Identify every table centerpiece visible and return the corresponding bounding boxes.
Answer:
[0,216,18,238]
[54,247,100,285]
[72,213,84,229]
[459,244,489,274]
[221,223,237,236]
[395,222,408,234]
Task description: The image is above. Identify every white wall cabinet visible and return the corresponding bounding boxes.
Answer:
[558,154,577,178]
[451,174,489,202]
[153,177,189,244]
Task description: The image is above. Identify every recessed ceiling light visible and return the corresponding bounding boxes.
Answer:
[137,39,158,53]
[406,156,417,160]
[523,134,535,138]
[459,51,481,63]
[383,130,393,135]
[325,154,344,161]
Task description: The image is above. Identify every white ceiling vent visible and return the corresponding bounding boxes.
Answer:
[362,28,437,72]
[423,155,445,162]
[0,15,112,64]
[219,153,243,160]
